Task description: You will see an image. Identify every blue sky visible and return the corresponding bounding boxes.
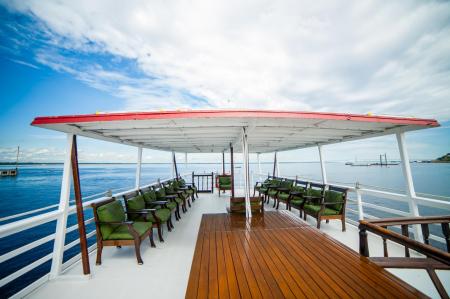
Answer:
[0,1,449,163]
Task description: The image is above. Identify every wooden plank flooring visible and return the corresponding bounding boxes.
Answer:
[186,211,426,299]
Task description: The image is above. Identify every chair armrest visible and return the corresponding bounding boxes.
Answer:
[126,209,157,213]
[322,201,345,206]
[303,195,324,204]
[97,221,134,225]
[151,200,168,205]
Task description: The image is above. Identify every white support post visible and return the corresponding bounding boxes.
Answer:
[135,147,142,189]
[185,152,188,167]
[318,145,327,184]
[171,151,175,178]
[50,134,73,279]
[242,127,252,218]
[355,182,364,221]
[276,153,280,177]
[257,153,261,178]
[396,132,423,242]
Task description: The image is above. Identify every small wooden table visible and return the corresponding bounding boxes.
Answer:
[186,211,425,298]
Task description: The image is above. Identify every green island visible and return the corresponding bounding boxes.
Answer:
[434,153,450,163]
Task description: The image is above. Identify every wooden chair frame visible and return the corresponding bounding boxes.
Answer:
[92,198,155,265]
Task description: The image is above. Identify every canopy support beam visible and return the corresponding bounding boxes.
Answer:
[222,151,225,174]
[50,133,73,278]
[70,135,90,275]
[242,127,252,218]
[318,145,327,184]
[396,132,423,242]
[230,143,235,198]
[135,146,142,189]
[172,151,179,179]
[273,152,277,177]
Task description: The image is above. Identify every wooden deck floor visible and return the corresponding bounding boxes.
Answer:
[186,211,426,299]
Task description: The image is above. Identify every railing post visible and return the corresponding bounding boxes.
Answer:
[50,133,73,279]
[355,182,364,221]
[396,132,423,242]
[359,224,369,257]
[135,146,142,189]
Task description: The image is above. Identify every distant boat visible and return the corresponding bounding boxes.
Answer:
[1,146,19,177]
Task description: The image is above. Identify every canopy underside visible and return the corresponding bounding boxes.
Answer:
[31,110,439,153]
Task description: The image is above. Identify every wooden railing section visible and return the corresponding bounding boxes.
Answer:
[359,216,450,299]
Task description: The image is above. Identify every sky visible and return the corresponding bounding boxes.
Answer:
[0,0,449,163]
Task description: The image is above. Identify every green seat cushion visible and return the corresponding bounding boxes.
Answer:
[268,190,278,197]
[278,193,290,200]
[290,199,304,206]
[303,204,340,216]
[132,208,172,223]
[152,209,171,222]
[166,202,177,210]
[220,184,231,189]
[96,200,126,239]
[105,222,153,240]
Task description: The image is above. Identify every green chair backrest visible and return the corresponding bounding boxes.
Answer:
[306,184,324,198]
[126,195,147,221]
[142,189,157,204]
[219,175,231,185]
[324,190,345,211]
[127,195,146,211]
[96,200,126,239]
[165,184,174,193]
[172,180,179,188]
[156,187,166,198]
[178,178,186,187]
[292,185,305,192]
[280,180,293,189]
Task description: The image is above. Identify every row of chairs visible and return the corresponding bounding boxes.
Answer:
[254,177,348,231]
[91,178,198,265]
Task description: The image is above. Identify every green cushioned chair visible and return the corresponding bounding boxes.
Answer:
[253,178,272,197]
[288,181,308,216]
[266,179,282,207]
[302,185,348,231]
[275,180,294,209]
[92,198,155,265]
[164,182,188,214]
[177,178,198,200]
[170,180,193,207]
[217,174,232,196]
[156,185,182,220]
[124,191,174,242]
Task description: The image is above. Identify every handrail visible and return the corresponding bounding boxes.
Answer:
[359,218,450,263]
[359,217,450,299]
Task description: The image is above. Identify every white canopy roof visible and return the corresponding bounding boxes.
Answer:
[31,110,439,153]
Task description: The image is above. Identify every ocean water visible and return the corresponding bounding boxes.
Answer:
[0,162,449,297]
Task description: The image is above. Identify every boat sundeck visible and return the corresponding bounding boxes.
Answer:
[1,109,449,298]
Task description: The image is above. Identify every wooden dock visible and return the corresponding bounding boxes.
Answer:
[186,211,425,298]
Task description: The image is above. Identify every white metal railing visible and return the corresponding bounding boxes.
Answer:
[253,172,450,245]
[0,173,189,298]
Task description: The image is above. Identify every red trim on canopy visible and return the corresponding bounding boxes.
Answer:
[31,109,439,127]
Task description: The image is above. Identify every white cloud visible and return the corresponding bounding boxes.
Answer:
[2,0,450,119]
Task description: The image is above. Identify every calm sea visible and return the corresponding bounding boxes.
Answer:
[0,162,449,297]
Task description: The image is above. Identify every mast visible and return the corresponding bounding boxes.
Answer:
[15,146,20,170]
